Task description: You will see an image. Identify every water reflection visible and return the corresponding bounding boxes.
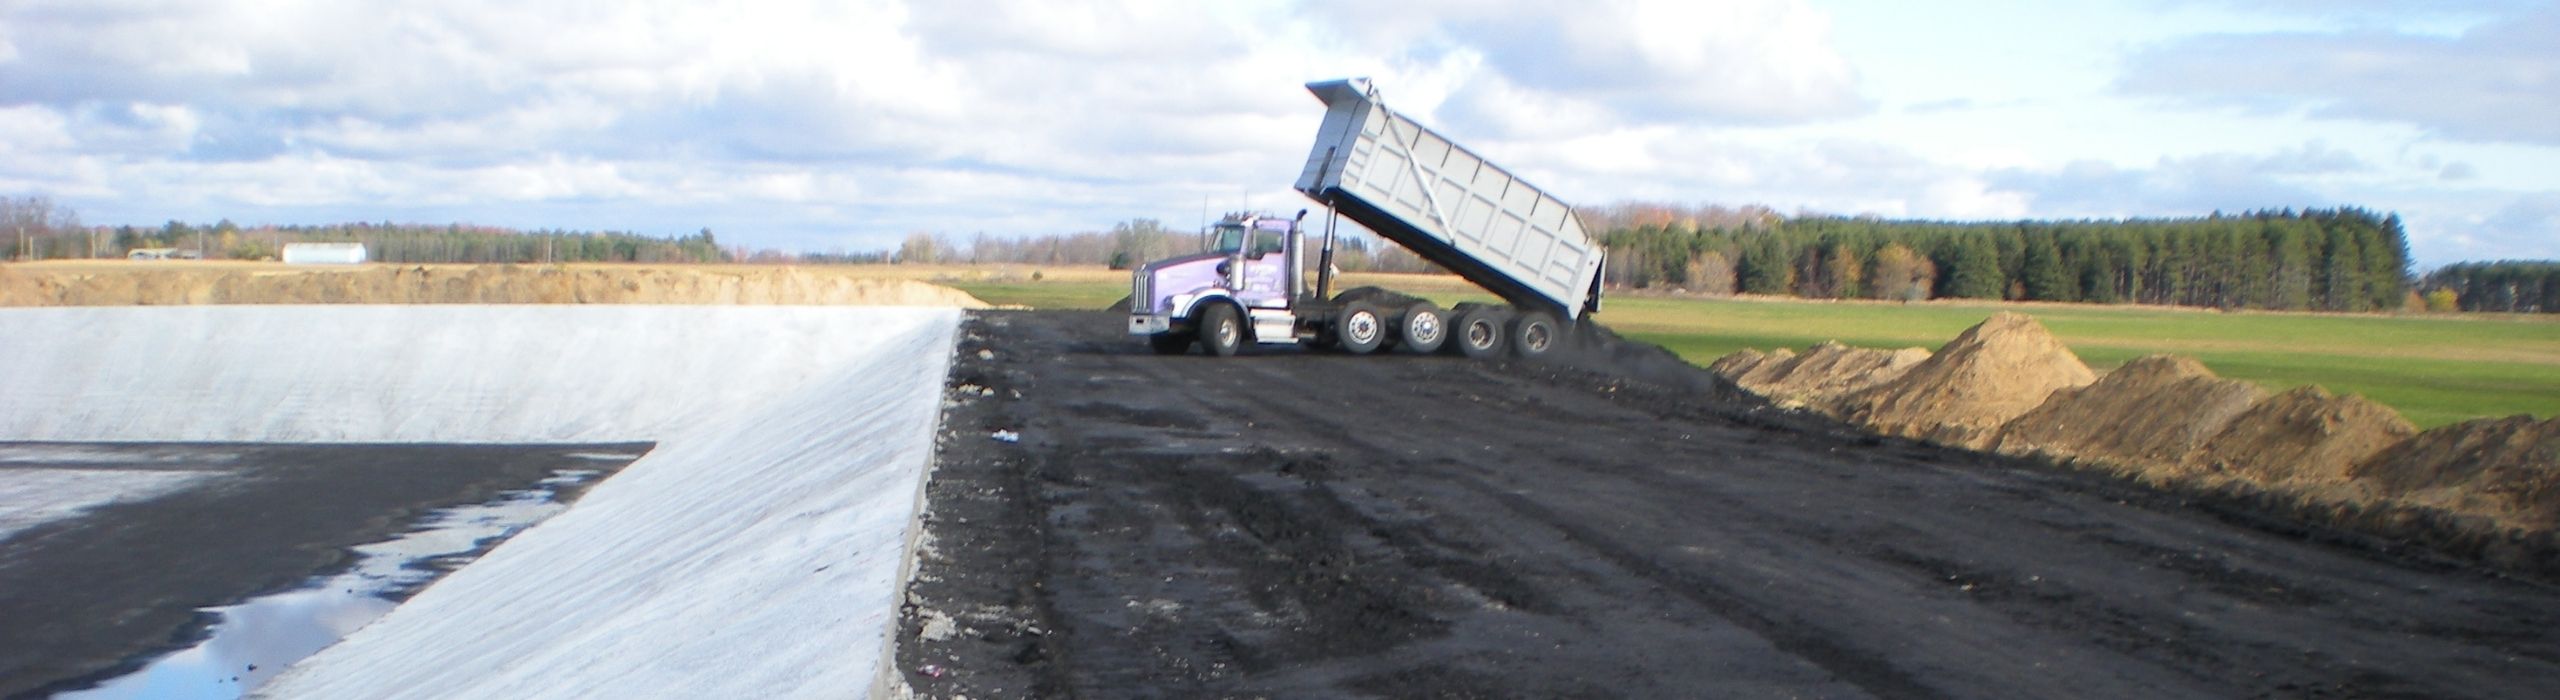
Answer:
[59,469,602,699]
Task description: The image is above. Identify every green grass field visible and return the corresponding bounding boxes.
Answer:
[950,269,2560,428]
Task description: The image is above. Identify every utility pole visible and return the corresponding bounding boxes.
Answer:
[15,224,24,262]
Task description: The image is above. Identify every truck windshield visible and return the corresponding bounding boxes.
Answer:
[1209,224,1247,254]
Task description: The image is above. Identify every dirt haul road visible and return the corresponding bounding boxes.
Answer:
[900,311,2559,699]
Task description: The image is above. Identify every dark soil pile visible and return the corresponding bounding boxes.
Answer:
[1993,355,2266,475]
[2352,415,2560,532]
[1835,312,2096,450]
[2183,386,2419,493]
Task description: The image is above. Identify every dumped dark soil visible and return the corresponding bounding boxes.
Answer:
[899,311,2560,699]
[0,442,646,698]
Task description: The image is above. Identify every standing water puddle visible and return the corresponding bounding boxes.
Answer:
[57,468,611,699]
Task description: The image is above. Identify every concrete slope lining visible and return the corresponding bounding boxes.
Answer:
[0,305,960,699]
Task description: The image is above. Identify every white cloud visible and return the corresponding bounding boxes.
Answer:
[1301,0,1865,134]
[2117,7,2560,145]
[0,0,2551,267]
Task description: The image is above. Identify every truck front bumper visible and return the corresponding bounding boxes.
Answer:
[1129,313,1173,336]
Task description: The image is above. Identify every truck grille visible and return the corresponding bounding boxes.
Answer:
[1131,272,1149,312]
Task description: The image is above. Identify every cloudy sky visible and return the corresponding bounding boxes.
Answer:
[2,0,2553,267]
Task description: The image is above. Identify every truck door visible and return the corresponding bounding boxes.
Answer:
[1236,220,1292,308]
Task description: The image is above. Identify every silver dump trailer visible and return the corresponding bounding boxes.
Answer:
[1295,78,1604,321]
[1128,78,1604,359]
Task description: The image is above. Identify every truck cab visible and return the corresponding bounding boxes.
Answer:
[1127,213,1312,356]
[1130,210,1480,359]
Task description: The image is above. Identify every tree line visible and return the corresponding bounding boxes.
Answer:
[2,197,732,264]
[1592,206,2416,312]
[2422,261,2560,313]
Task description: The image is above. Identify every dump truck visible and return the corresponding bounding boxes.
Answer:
[1128,78,1606,359]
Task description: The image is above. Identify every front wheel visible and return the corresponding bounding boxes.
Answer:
[1200,304,1245,357]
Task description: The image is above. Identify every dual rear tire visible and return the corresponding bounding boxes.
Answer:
[1453,306,1508,360]
[1449,306,1561,360]
[1340,300,1451,356]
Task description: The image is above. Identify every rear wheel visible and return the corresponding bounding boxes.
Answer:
[1148,332,1193,355]
[1454,306,1508,360]
[1399,302,1446,354]
[1510,311,1560,360]
[1200,304,1244,357]
[1339,301,1388,355]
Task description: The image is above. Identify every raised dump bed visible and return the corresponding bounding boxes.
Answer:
[1294,78,1605,320]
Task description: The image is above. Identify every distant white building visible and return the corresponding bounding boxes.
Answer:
[281,242,368,265]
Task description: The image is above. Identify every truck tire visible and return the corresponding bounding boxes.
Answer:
[1510,311,1559,360]
[1339,301,1388,355]
[1454,306,1508,360]
[1399,302,1446,354]
[1149,332,1193,355]
[1201,304,1245,357]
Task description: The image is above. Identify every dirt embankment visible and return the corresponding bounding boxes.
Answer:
[0,264,988,307]
[1709,313,2560,548]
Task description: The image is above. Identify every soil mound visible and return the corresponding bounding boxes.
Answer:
[1733,347,1798,389]
[1993,355,2266,472]
[2350,416,2560,531]
[1836,313,2095,450]
[1707,349,1769,381]
[1727,341,1931,411]
[2185,386,2417,490]
[0,265,988,308]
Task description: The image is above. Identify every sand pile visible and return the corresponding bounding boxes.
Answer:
[1718,341,1931,411]
[1704,311,2560,566]
[0,265,988,308]
[2184,386,2417,491]
[1993,355,2266,471]
[1834,312,2096,450]
[1707,349,1771,380]
[1731,347,1797,389]
[2350,416,2560,532]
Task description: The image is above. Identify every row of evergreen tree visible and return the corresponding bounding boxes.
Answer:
[2422,261,2559,313]
[1597,207,2414,312]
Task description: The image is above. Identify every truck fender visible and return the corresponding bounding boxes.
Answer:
[1191,295,1251,342]
[1169,291,1248,338]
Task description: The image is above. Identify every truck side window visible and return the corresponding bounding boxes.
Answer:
[1251,231,1284,257]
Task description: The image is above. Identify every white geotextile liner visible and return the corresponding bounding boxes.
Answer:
[0,305,960,699]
